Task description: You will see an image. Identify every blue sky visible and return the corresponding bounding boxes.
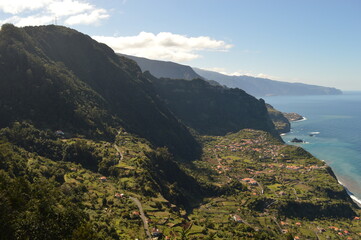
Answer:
[1,0,360,90]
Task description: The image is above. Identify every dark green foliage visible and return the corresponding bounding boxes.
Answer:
[149,75,279,137]
[0,141,90,240]
[280,201,356,220]
[246,196,275,212]
[62,140,101,172]
[0,122,63,160]
[145,147,203,208]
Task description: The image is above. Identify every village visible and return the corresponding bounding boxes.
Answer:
[57,128,361,239]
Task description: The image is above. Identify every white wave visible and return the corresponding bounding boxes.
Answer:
[293,117,307,122]
[309,132,320,135]
[350,195,361,206]
[338,180,361,206]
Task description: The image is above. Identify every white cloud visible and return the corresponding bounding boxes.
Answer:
[0,0,51,14]
[92,32,233,62]
[0,0,109,26]
[47,0,93,17]
[1,15,54,27]
[65,9,109,25]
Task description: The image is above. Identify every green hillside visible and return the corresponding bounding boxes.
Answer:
[0,24,360,240]
[0,24,200,160]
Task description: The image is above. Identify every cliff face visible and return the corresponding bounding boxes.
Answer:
[0,24,200,160]
[149,74,279,138]
[266,104,291,134]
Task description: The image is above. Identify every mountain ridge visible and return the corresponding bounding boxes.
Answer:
[115,53,342,96]
[194,67,342,96]
[118,54,204,80]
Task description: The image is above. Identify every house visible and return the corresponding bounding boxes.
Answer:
[232,215,242,223]
[132,211,140,216]
[280,221,288,226]
[55,130,65,135]
[114,193,124,198]
[242,178,258,185]
[329,226,339,231]
[55,130,65,138]
[99,176,107,181]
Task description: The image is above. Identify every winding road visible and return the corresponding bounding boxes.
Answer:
[129,196,151,240]
[114,130,150,239]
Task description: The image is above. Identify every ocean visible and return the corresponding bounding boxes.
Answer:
[264,91,361,205]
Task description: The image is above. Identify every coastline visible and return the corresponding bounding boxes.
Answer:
[292,116,307,122]
[338,180,361,207]
[282,116,361,208]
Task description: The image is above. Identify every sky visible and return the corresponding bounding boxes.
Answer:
[0,0,360,90]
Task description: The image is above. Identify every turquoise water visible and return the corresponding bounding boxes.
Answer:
[264,92,361,204]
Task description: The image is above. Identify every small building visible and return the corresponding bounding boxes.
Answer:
[99,176,107,181]
[132,211,140,216]
[242,178,258,185]
[55,130,65,138]
[280,221,288,226]
[232,215,242,223]
[55,130,65,135]
[114,193,124,198]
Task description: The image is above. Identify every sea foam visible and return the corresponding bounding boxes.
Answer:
[310,132,320,135]
[293,117,307,122]
[338,180,361,207]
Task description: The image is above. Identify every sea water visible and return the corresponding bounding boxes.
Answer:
[264,92,361,205]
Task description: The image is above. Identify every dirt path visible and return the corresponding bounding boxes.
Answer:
[113,144,123,164]
[129,196,151,239]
